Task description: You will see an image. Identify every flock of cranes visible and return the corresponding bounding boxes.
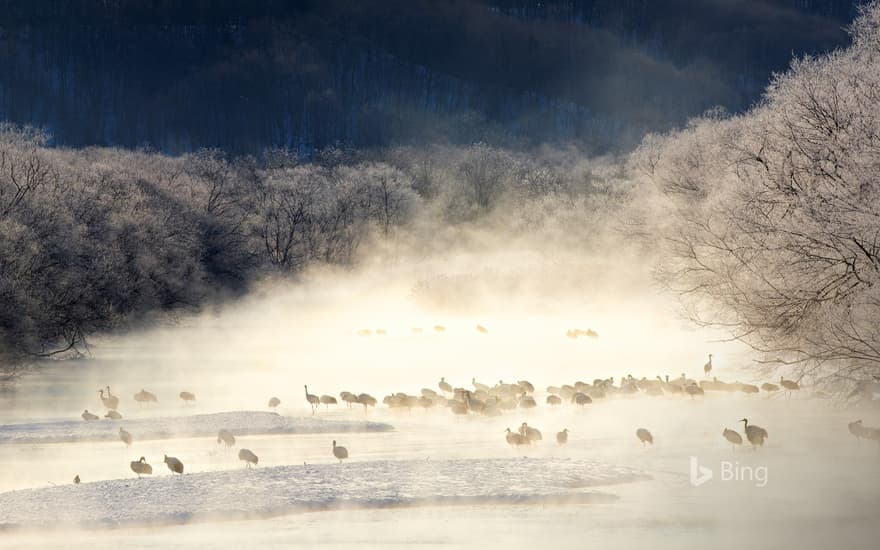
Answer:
[503,419,769,452]
[68,349,877,486]
[112,434,344,481]
[420,371,785,451]
[303,386,340,413]
[313,367,808,422]
[715,420,769,451]
[356,325,604,339]
[82,386,192,422]
[81,421,351,484]
[71,383,355,484]
[357,325,451,337]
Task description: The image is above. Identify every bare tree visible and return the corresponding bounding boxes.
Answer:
[0,125,52,217]
[258,167,322,271]
[457,143,517,212]
[634,3,880,387]
[336,162,417,236]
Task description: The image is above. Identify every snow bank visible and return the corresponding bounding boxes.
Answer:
[0,411,393,444]
[0,457,648,530]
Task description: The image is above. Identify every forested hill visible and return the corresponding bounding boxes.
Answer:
[0,0,860,154]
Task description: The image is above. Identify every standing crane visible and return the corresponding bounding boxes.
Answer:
[163,455,184,475]
[741,418,768,448]
[98,389,118,410]
[722,428,742,450]
[340,391,359,408]
[119,427,132,446]
[779,376,800,398]
[357,393,377,413]
[556,428,569,445]
[217,429,236,447]
[134,389,158,404]
[304,385,320,414]
[130,457,152,478]
[519,422,542,442]
[320,395,338,410]
[238,449,259,468]
[505,428,529,446]
[332,440,349,463]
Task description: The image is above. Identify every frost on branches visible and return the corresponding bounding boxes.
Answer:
[633,2,880,387]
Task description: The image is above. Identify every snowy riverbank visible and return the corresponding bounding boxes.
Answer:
[0,457,647,530]
[0,411,393,444]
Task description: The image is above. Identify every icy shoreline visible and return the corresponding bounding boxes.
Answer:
[0,411,393,444]
[0,457,648,530]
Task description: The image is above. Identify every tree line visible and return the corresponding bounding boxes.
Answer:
[0,133,602,379]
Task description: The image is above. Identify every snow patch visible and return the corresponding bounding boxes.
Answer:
[0,411,393,444]
[0,457,649,530]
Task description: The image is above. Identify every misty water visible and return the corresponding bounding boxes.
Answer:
[2,247,879,548]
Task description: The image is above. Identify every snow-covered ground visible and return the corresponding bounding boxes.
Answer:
[0,411,392,444]
[0,457,644,529]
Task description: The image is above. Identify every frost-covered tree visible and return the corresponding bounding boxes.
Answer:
[336,162,418,236]
[0,124,610,381]
[457,143,518,213]
[633,2,880,386]
[0,125,52,217]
